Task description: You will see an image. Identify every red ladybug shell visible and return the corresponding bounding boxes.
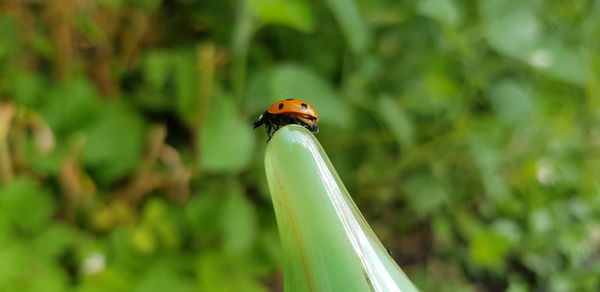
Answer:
[267,99,319,123]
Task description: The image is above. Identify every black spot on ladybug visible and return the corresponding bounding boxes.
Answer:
[278,103,284,109]
[301,103,308,110]
[286,98,294,101]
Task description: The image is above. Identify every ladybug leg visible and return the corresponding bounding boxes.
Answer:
[265,124,272,142]
[266,129,273,143]
[267,126,278,143]
[267,123,278,143]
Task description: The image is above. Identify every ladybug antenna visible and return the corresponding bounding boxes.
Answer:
[283,89,293,99]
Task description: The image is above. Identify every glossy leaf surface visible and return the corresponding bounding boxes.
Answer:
[265,125,418,292]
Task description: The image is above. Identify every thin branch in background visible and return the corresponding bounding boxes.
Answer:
[45,0,75,81]
[118,124,168,206]
[160,144,191,203]
[196,43,216,128]
[79,5,119,97]
[231,0,256,101]
[193,43,217,176]
[0,103,15,184]
[59,135,96,221]
[121,9,157,68]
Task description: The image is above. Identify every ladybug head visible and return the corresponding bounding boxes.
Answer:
[252,114,264,129]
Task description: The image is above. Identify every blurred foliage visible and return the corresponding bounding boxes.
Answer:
[0,0,599,291]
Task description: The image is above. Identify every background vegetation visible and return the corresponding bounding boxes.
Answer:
[0,0,599,291]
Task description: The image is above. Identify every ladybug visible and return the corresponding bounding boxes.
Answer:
[252,98,319,142]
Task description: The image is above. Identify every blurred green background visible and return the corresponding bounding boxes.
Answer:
[0,0,599,291]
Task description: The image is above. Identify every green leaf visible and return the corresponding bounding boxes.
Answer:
[199,97,254,172]
[24,138,67,176]
[83,102,146,184]
[243,68,274,114]
[258,227,282,266]
[143,50,172,91]
[491,219,522,245]
[249,0,314,32]
[418,0,461,26]
[142,199,181,249]
[173,51,199,124]
[196,251,267,292]
[196,252,229,291]
[487,80,537,125]
[469,229,511,269]
[222,183,258,255]
[135,50,175,111]
[0,244,26,289]
[134,264,195,292]
[109,228,145,274]
[127,0,161,11]
[480,0,540,59]
[403,173,448,216]
[186,192,223,237]
[377,96,414,148]
[324,0,371,54]
[20,260,69,292]
[271,63,352,128]
[77,269,131,292]
[469,126,510,199]
[41,77,101,136]
[529,209,552,234]
[480,0,585,85]
[142,198,167,224]
[0,243,69,292]
[528,41,586,85]
[0,16,19,58]
[264,125,419,291]
[0,177,55,233]
[131,224,156,254]
[11,71,44,108]
[507,277,528,292]
[76,14,106,44]
[34,223,76,259]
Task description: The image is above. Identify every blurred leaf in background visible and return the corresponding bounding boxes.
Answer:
[199,97,254,172]
[250,0,315,32]
[0,0,599,291]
